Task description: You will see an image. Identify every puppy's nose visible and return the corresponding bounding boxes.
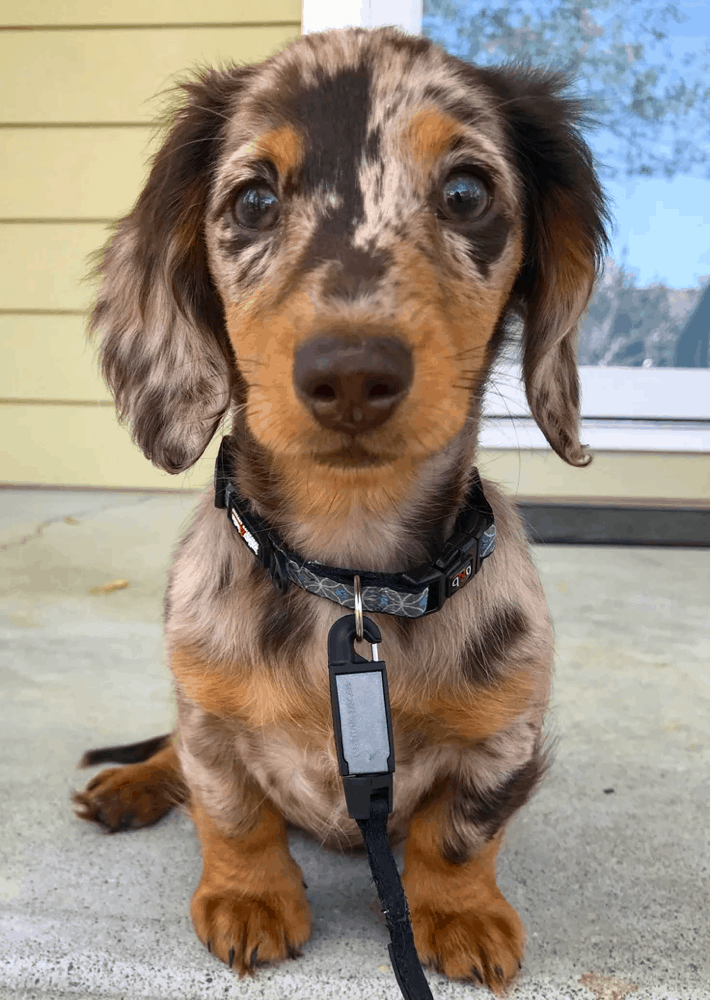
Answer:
[293,335,412,435]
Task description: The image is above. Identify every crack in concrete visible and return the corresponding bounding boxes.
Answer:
[0,496,156,553]
[0,516,66,552]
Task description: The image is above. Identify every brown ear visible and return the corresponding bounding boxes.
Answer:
[89,67,253,473]
[479,65,611,466]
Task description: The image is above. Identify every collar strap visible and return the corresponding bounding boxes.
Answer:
[214,437,496,619]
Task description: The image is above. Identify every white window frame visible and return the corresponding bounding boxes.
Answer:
[301,0,710,453]
[302,0,422,35]
[481,364,709,452]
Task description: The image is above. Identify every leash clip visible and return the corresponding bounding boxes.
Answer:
[328,614,394,820]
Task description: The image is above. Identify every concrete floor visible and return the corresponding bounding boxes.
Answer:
[0,488,708,1000]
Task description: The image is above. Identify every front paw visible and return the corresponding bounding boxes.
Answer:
[72,765,176,833]
[191,880,311,975]
[410,895,525,994]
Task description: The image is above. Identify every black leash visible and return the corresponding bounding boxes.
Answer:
[356,796,433,1000]
[328,612,434,1000]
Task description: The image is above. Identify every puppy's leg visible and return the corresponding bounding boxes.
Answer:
[402,780,531,993]
[189,785,311,974]
[73,735,187,832]
[173,652,312,972]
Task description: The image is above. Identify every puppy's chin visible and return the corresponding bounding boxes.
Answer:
[281,424,461,471]
[309,443,397,469]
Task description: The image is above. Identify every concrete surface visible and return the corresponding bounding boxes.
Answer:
[0,487,708,1000]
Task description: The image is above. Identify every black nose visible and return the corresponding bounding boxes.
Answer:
[293,335,413,435]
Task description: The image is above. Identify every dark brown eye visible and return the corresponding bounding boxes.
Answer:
[440,171,490,222]
[233,183,280,230]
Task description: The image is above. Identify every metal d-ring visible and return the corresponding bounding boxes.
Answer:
[353,574,364,642]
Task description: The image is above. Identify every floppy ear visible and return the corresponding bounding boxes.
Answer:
[480,66,610,466]
[89,67,253,473]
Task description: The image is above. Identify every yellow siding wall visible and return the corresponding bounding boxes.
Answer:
[0,4,707,501]
[0,3,300,490]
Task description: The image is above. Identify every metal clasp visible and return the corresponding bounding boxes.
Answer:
[354,574,364,642]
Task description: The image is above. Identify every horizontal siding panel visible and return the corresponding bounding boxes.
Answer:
[0,128,153,220]
[1,403,708,498]
[477,450,709,502]
[2,25,300,124]
[5,0,301,25]
[0,223,106,311]
[0,404,221,490]
[0,315,109,401]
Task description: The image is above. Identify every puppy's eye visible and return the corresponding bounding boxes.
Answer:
[233,184,280,231]
[440,171,491,222]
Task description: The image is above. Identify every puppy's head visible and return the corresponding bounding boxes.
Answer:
[91,27,609,477]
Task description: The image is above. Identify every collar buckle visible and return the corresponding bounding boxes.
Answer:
[436,521,488,599]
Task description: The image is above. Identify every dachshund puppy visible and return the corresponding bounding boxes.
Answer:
[73,26,608,993]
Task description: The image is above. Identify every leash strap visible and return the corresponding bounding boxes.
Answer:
[328,614,434,1000]
[357,795,434,1000]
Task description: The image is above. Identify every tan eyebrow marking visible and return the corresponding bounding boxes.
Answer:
[403,108,463,167]
[252,123,304,176]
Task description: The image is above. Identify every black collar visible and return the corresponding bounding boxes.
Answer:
[214,437,496,618]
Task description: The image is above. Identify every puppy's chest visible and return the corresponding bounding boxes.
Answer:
[175,641,452,789]
[174,621,531,761]
[174,630,535,842]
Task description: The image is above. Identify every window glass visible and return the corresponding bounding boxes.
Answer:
[422,0,710,369]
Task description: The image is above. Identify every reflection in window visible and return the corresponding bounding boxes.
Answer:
[422,0,710,368]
